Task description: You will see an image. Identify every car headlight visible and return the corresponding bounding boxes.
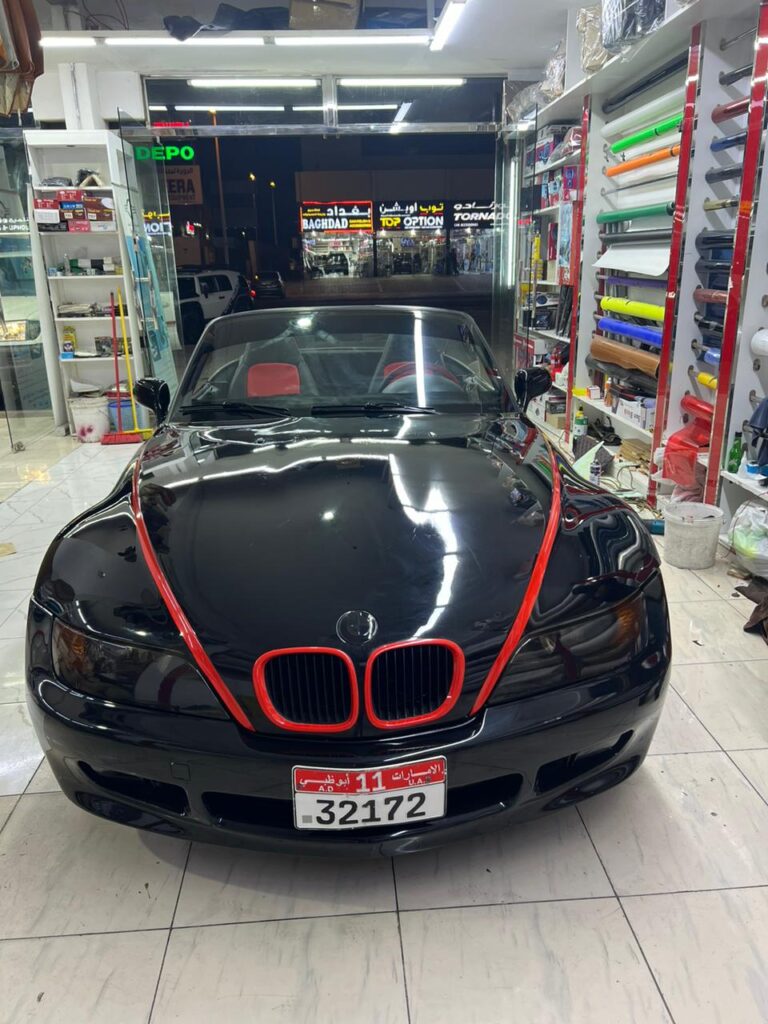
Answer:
[52,620,227,719]
[487,587,655,705]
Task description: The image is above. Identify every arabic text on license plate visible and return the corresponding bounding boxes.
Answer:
[292,757,447,831]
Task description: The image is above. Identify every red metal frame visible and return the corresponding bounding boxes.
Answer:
[253,647,360,734]
[565,96,591,442]
[363,638,465,731]
[705,0,768,504]
[130,461,254,733]
[648,22,702,507]
[470,443,562,714]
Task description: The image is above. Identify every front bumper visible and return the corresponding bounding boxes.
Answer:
[27,660,669,856]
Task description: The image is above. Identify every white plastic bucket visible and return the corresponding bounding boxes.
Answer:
[69,396,110,443]
[663,501,724,569]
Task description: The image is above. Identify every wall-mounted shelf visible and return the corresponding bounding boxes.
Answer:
[578,396,654,440]
[721,469,768,500]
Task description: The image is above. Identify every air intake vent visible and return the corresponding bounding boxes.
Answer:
[365,640,464,729]
[254,649,358,733]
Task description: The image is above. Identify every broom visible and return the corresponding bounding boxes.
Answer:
[101,291,143,445]
[116,289,153,440]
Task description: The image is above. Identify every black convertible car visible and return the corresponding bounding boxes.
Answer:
[26,306,670,855]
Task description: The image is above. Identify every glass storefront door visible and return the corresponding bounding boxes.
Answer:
[0,134,55,452]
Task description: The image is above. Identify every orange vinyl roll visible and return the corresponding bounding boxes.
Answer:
[605,143,681,178]
[590,334,661,376]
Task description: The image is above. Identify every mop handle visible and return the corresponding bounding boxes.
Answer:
[110,292,123,434]
[117,290,141,433]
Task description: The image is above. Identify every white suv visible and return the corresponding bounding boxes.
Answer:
[178,269,252,345]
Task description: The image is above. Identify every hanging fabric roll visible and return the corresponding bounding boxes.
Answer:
[596,202,674,223]
[597,317,663,346]
[710,130,748,151]
[604,143,680,177]
[695,312,725,335]
[703,197,739,211]
[609,113,683,154]
[604,158,679,188]
[719,64,752,86]
[590,335,661,375]
[602,76,686,122]
[705,165,742,184]
[711,97,750,123]
[595,244,670,276]
[598,227,673,244]
[600,296,666,320]
[599,274,668,289]
[694,287,728,304]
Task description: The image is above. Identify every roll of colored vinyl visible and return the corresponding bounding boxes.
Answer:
[610,113,683,154]
[598,227,673,244]
[750,328,768,356]
[699,347,721,366]
[601,84,686,136]
[696,258,731,273]
[694,287,727,304]
[710,130,748,152]
[695,312,724,335]
[696,371,718,390]
[719,64,751,87]
[601,274,667,289]
[596,202,674,224]
[590,334,661,376]
[605,143,680,177]
[600,296,666,321]
[598,317,663,346]
[696,230,735,249]
[705,165,742,184]
[703,197,739,211]
[711,97,750,124]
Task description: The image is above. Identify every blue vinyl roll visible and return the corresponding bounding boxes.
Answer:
[597,317,663,347]
[702,347,721,366]
[710,130,747,152]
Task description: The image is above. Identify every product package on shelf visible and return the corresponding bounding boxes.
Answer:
[600,0,666,54]
[577,6,611,72]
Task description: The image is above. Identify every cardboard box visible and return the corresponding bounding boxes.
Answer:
[39,221,68,233]
[34,198,59,210]
[67,220,91,233]
[34,208,62,224]
[89,221,115,233]
[57,189,84,202]
[83,197,116,222]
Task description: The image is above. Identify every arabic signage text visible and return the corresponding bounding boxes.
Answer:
[377,201,445,231]
[452,201,496,228]
[301,201,373,234]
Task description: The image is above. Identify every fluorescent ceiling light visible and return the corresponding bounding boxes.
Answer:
[105,37,180,46]
[339,77,466,87]
[294,103,399,112]
[176,105,285,112]
[40,36,97,48]
[148,105,168,112]
[393,101,413,122]
[430,0,470,52]
[189,78,318,88]
[105,34,265,46]
[274,34,428,47]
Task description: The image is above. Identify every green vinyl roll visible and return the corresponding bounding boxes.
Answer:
[600,296,666,321]
[610,113,683,154]
[596,202,674,224]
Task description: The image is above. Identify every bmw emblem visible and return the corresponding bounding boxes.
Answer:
[336,610,379,645]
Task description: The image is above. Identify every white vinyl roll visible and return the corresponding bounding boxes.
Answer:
[594,245,670,277]
[609,184,678,208]
[601,85,687,140]
[607,133,680,161]
[606,157,679,188]
[750,328,768,356]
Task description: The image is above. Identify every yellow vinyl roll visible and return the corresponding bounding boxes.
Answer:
[600,296,666,321]
[696,372,718,390]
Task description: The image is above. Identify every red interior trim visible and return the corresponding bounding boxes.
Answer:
[247,362,301,397]
[131,461,254,732]
[253,647,359,733]
[470,444,562,715]
[363,638,465,731]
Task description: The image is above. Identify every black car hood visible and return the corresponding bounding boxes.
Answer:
[135,415,552,675]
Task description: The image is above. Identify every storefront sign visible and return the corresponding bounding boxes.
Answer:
[135,144,196,162]
[165,165,203,206]
[452,201,497,228]
[377,201,445,231]
[300,201,373,234]
[144,210,172,237]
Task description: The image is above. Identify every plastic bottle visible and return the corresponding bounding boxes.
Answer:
[589,457,602,487]
[573,405,588,438]
[726,432,743,473]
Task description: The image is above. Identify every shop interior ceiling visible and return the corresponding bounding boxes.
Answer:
[32,0,580,77]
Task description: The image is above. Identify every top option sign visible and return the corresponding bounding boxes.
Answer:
[377,201,446,231]
[452,201,497,228]
[301,201,373,234]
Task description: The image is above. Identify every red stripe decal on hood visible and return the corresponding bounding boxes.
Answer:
[470,444,562,714]
[131,459,255,732]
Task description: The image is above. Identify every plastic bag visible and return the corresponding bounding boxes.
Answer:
[601,0,665,54]
[542,39,567,101]
[577,6,610,73]
[727,500,768,579]
[506,82,547,123]
[548,126,583,164]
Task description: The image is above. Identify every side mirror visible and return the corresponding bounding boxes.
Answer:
[514,367,552,412]
[134,377,171,423]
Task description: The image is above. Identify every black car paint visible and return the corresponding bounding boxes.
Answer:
[26,310,671,853]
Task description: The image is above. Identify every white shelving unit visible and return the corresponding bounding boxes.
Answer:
[25,130,147,436]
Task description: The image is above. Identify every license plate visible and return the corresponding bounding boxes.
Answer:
[293,757,447,831]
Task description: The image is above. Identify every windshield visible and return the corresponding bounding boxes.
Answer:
[173,308,505,420]
[178,277,197,300]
